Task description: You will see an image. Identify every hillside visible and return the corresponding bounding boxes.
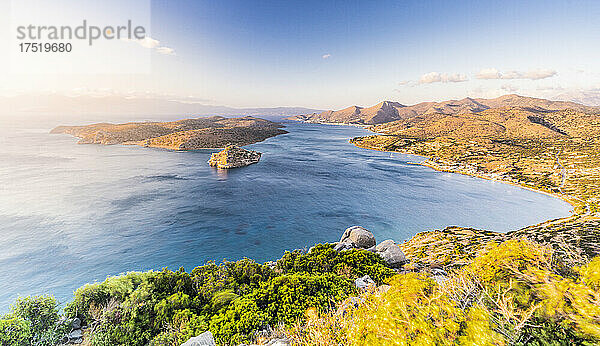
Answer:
[50,116,288,150]
[352,105,600,214]
[288,94,600,125]
[349,101,600,281]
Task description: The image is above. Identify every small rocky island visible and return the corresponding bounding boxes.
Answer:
[208,145,262,169]
[50,116,287,150]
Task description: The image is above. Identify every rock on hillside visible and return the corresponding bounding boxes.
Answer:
[331,226,407,269]
[338,226,376,248]
[208,145,261,169]
[181,331,216,346]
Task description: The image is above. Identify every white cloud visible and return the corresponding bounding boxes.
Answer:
[524,69,557,80]
[536,85,564,91]
[122,36,176,56]
[156,47,176,56]
[322,54,331,59]
[501,84,519,93]
[138,37,160,49]
[419,72,468,84]
[476,68,557,80]
[476,68,502,79]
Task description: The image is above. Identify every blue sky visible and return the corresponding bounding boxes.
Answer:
[1,0,599,108]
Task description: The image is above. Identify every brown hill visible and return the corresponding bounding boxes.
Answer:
[352,105,600,215]
[291,101,404,125]
[288,94,599,125]
[371,106,579,140]
[50,116,288,150]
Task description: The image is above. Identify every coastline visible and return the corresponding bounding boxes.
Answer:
[4,119,599,345]
[352,141,582,221]
[287,119,369,128]
[306,112,596,229]
[291,119,579,215]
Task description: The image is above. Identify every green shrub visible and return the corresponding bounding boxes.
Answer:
[210,290,240,313]
[252,273,354,326]
[11,295,60,336]
[288,240,600,346]
[464,240,600,345]
[0,316,31,346]
[210,297,269,345]
[65,271,157,322]
[1,295,70,346]
[191,259,275,306]
[277,244,395,282]
[150,309,208,346]
[154,292,193,329]
[578,256,600,291]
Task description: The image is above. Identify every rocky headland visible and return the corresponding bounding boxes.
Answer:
[50,116,288,150]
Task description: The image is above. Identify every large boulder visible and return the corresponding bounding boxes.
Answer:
[355,274,376,291]
[71,317,81,329]
[339,226,376,249]
[375,239,406,268]
[208,145,261,169]
[182,331,216,346]
[333,242,356,252]
[67,329,83,344]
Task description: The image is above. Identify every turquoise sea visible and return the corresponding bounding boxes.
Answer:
[0,118,572,311]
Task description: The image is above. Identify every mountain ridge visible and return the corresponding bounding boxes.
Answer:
[288,94,600,125]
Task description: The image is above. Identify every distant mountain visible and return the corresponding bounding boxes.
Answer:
[288,94,599,125]
[553,90,600,107]
[0,94,321,121]
[291,101,404,125]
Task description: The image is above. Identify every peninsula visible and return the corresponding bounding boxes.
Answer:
[50,116,288,150]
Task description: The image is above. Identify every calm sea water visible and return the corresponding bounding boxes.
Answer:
[0,119,572,311]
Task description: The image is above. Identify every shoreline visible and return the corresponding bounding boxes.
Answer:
[288,119,579,212]
[351,141,585,226]
[273,120,589,226]
[287,119,369,128]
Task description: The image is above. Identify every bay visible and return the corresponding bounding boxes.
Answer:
[0,120,572,310]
